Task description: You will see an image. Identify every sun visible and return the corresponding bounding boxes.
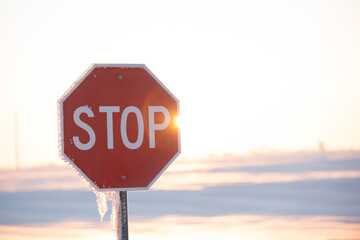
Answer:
[175,116,182,128]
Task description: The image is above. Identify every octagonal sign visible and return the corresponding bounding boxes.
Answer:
[58,64,180,191]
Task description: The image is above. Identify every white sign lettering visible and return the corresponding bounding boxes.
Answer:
[72,105,170,150]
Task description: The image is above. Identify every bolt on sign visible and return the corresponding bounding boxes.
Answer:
[58,64,181,191]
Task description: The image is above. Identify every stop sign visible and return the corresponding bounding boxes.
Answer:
[58,64,180,191]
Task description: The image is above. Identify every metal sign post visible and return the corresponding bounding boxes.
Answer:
[117,191,129,240]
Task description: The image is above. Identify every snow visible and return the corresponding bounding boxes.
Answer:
[1,150,360,239]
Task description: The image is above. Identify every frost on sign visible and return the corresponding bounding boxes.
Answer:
[58,64,180,239]
[58,64,180,191]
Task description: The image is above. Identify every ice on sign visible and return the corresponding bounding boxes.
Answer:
[58,64,180,191]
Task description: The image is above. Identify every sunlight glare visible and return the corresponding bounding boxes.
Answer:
[175,116,181,128]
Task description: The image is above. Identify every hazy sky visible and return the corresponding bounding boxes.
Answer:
[0,0,359,168]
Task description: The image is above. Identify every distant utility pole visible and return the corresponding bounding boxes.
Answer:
[14,113,20,170]
[318,141,325,152]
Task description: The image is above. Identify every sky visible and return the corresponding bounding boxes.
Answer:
[0,0,359,168]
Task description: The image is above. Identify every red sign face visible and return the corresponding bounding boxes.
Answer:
[58,64,180,191]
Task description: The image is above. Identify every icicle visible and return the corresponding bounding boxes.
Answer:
[93,190,120,239]
[95,191,109,221]
[110,192,120,240]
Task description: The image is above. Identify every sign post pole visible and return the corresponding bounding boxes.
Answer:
[118,191,129,240]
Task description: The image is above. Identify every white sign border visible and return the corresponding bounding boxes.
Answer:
[58,63,181,192]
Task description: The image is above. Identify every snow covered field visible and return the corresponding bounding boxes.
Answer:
[1,150,360,239]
